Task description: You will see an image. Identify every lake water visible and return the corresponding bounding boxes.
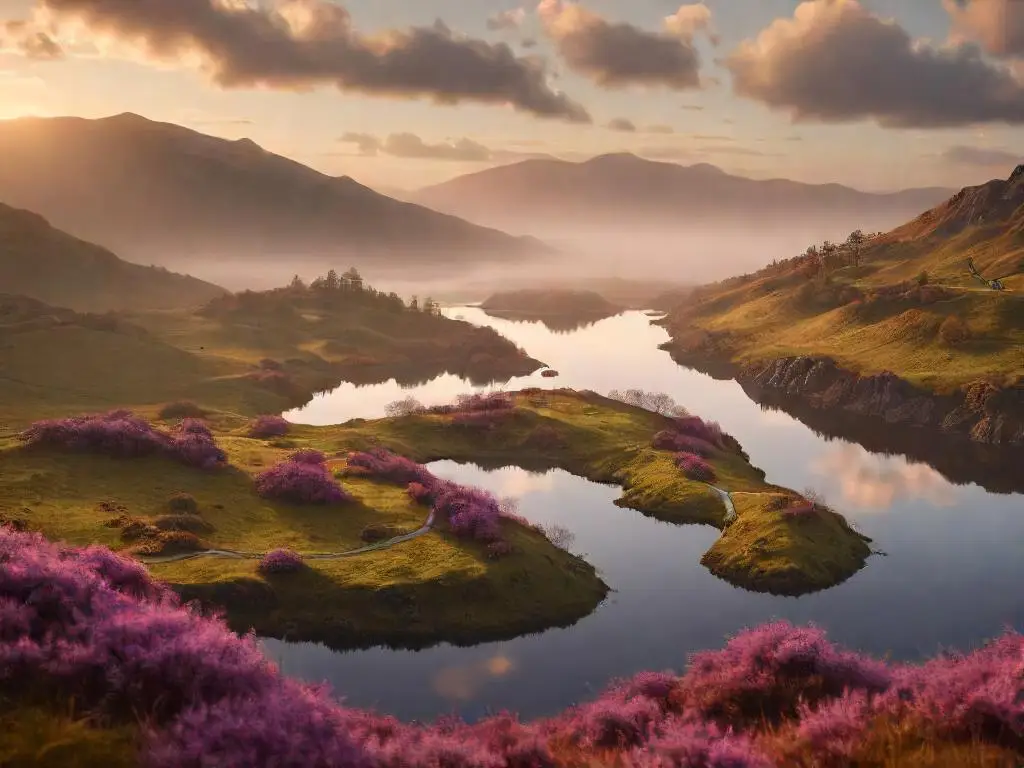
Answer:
[271,308,1024,723]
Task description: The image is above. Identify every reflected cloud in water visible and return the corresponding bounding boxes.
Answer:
[433,654,516,701]
[812,444,956,511]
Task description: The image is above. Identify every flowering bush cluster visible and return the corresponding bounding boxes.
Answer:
[257,548,306,575]
[254,450,353,505]
[248,415,291,438]
[426,392,515,415]
[675,452,717,483]
[345,447,435,487]
[3,527,1023,768]
[19,411,227,470]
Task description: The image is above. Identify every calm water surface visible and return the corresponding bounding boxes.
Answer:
[270,309,1024,722]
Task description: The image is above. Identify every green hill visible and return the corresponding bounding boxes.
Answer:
[0,203,226,312]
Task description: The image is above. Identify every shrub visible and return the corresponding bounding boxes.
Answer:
[652,430,717,457]
[153,515,213,534]
[157,401,207,420]
[257,548,305,575]
[916,270,929,286]
[608,389,688,417]
[384,397,426,417]
[289,448,327,465]
[134,530,204,556]
[345,448,435,487]
[167,492,199,514]
[255,457,353,505]
[675,452,717,483]
[360,523,407,543]
[451,410,510,430]
[406,482,433,504]
[248,415,290,439]
[784,502,818,519]
[431,480,504,544]
[939,315,971,345]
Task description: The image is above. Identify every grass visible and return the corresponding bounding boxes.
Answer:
[661,229,1024,394]
[0,705,138,768]
[0,284,542,429]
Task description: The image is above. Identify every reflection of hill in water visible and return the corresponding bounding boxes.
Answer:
[481,309,623,334]
[747,386,1024,496]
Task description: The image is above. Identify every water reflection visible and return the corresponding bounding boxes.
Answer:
[480,308,624,334]
[270,308,1024,722]
[263,462,1024,723]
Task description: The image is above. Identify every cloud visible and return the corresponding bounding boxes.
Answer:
[606,116,636,132]
[726,0,1024,128]
[945,0,1024,58]
[644,123,675,134]
[1,20,64,59]
[664,3,717,44]
[25,0,590,123]
[341,131,493,161]
[537,0,710,89]
[941,144,1021,166]
[432,654,516,701]
[811,444,954,511]
[680,103,704,111]
[487,8,527,31]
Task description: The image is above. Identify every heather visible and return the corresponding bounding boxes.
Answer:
[247,415,290,439]
[257,548,305,575]
[6,531,1019,768]
[675,452,717,483]
[254,452,353,505]
[18,411,227,470]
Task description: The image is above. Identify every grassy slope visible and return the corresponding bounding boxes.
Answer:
[661,225,1023,393]
[0,202,226,312]
[0,288,541,430]
[0,430,606,650]
[296,389,872,595]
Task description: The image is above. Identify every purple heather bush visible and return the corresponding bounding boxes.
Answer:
[783,501,818,519]
[257,548,306,575]
[254,454,352,505]
[248,415,290,439]
[672,416,725,448]
[675,452,717,483]
[451,410,511,430]
[19,410,227,470]
[346,447,436,487]
[426,392,514,415]
[3,529,1023,767]
[653,430,718,457]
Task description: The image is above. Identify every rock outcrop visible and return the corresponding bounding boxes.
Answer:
[739,356,1024,446]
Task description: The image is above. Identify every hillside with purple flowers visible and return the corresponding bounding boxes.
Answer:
[3,526,1021,767]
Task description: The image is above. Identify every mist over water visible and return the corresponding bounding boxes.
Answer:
[272,309,1024,723]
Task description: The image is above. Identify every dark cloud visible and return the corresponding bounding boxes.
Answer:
[341,131,492,162]
[2,20,64,59]
[537,0,710,89]
[942,145,1021,167]
[726,0,1024,128]
[487,8,526,32]
[606,117,636,132]
[32,0,590,122]
[945,0,1024,58]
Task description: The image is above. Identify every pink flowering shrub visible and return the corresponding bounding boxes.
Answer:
[784,501,818,519]
[345,448,435,487]
[675,452,717,483]
[255,454,352,505]
[652,430,718,457]
[257,548,306,575]
[248,415,290,438]
[2,531,1022,768]
[19,411,227,470]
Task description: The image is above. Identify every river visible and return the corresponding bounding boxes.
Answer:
[270,308,1024,723]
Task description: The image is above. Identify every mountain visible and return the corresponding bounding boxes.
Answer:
[414,153,954,233]
[0,203,226,312]
[0,113,548,275]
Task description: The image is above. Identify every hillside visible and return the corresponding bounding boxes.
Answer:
[0,203,226,312]
[656,166,1024,445]
[0,277,542,429]
[414,153,953,235]
[0,114,548,273]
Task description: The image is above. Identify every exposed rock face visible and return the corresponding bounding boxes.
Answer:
[739,356,1024,446]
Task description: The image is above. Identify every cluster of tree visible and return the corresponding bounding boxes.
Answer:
[286,268,442,315]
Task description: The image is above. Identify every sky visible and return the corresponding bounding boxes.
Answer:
[0,0,1022,193]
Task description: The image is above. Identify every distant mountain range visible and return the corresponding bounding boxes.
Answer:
[0,114,548,272]
[0,203,226,312]
[413,153,954,235]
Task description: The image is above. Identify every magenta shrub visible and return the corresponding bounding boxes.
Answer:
[289,448,327,465]
[2,530,1022,767]
[257,548,306,575]
[255,455,352,505]
[672,416,724,448]
[426,392,514,415]
[346,448,435,488]
[451,411,510,430]
[652,430,718,457]
[675,452,717,483]
[784,501,818,519]
[19,411,227,470]
[248,415,290,439]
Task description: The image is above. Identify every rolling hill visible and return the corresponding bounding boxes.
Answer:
[655,165,1024,445]
[0,113,548,275]
[413,153,954,233]
[0,203,226,312]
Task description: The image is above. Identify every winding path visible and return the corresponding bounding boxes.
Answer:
[706,484,738,524]
[140,510,436,565]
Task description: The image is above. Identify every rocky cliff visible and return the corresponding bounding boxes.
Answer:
[739,355,1024,446]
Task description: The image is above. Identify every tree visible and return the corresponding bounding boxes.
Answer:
[342,267,363,291]
[846,230,865,266]
[289,274,306,291]
[409,295,419,312]
[325,269,340,291]
[422,296,438,315]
